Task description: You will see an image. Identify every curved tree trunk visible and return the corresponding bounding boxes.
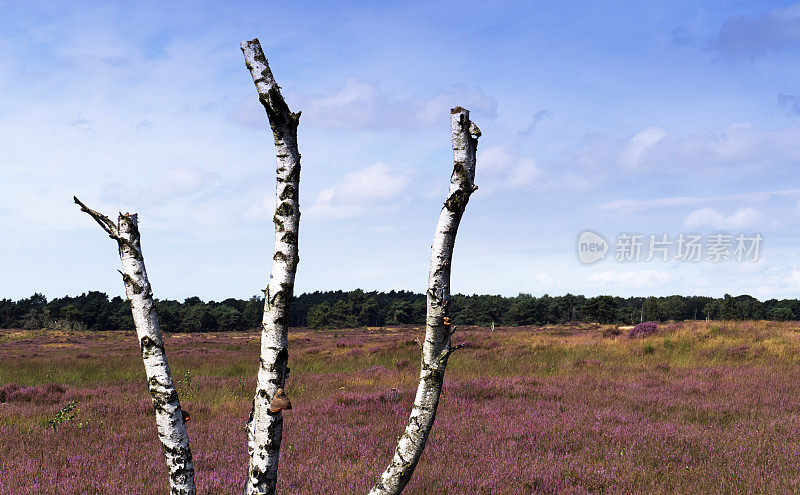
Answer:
[368,107,480,495]
[240,38,302,495]
[74,197,195,495]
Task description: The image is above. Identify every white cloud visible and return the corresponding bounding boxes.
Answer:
[683,207,763,230]
[244,193,276,221]
[478,145,515,172]
[725,208,764,229]
[307,162,411,219]
[599,196,701,212]
[258,77,498,130]
[333,161,409,200]
[619,126,669,168]
[670,124,800,172]
[535,272,555,288]
[588,269,671,287]
[100,167,216,206]
[789,266,800,291]
[599,188,800,213]
[508,158,542,188]
[563,123,800,180]
[476,146,541,191]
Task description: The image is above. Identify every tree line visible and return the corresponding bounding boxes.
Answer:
[1,290,798,332]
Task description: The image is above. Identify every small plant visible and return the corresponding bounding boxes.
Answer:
[628,322,658,338]
[179,370,199,398]
[45,400,79,428]
[643,343,655,354]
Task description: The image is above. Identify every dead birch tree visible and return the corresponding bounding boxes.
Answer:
[75,37,476,495]
[73,198,195,495]
[369,107,480,495]
[240,38,302,495]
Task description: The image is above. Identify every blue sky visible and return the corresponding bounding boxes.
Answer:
[3,1,800,301]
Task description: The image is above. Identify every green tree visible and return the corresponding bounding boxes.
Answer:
[386,300,414,325]
[243,296,264,330]
[155,300,182,333]
[59,304,82,322]
[583,295,618,323]
[641,296,660,322]
[110,304,134,331]
[767,306,794,321]
[507,294,537,325]
[660,295,686,321]
[183,304,215,332]
[213,305,243,331]
[720,294,740,320]
[734,295,763,320]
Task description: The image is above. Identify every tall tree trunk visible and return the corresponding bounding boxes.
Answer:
[74,197,195,495]
[240,38,302,495]
[368,107,480,495]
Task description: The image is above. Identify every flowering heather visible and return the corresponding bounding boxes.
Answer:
[3,322,800,493]
[628,321,658,338]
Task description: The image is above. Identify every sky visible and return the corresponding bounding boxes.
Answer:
[3,1,800,301]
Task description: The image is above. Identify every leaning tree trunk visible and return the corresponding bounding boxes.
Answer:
[369,107,480,495]
[240,38,302,495]
[74,197,195,495]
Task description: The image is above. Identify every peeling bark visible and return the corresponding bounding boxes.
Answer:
[74,197,195,495]
[240,38,301,495]
[368,107,480,495]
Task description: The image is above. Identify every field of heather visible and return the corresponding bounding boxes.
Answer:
[3,321,800,494]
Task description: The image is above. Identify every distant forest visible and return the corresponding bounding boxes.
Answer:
[2,290,799,332]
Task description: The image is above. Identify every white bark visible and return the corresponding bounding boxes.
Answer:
[240,38,302,495]
[368,107,480,495]
[74,197,195,495]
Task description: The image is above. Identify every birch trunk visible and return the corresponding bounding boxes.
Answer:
[368,107,480,495]
[240,38,302,495]
[74,197,195,495]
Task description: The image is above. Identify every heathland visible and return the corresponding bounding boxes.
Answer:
[3,321,800,493]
